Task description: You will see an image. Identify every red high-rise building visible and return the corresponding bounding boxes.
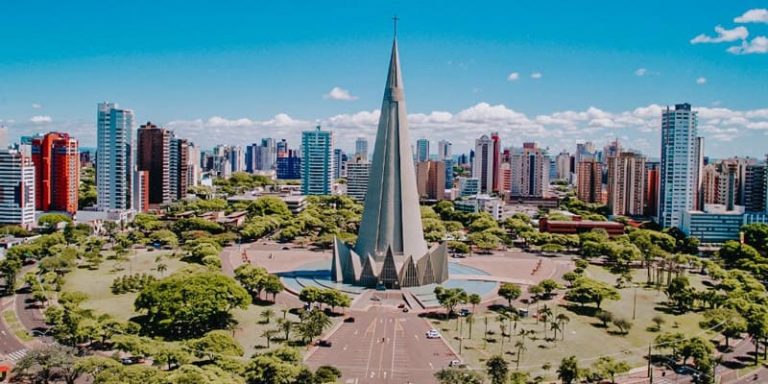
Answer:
[645,166,660,217]
[491,132,501,193]
[31,132,79,214]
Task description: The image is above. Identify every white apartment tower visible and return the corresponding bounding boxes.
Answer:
[659,103,703,228]
[96,102,134,211]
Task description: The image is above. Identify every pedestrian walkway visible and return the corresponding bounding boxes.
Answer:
[1,348,28,362]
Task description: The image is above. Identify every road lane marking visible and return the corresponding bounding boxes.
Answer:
[363,318,378,374]
[390,319,398,378]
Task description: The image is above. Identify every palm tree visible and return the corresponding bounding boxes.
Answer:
[556,313,570,341]
[278,318,294,342]
[466,314,475,339]
[261,329,277,348]
[550,322,561,342]
[514,340,527,370]
[538,305,552,339]
[260,309,275,324]
[499,321,508,353]
[469,293,482,313]
[156,263,167,276]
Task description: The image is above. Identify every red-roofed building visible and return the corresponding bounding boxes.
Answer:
[539,216,624,236]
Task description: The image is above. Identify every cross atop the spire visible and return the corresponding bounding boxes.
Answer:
[393,15,399,37]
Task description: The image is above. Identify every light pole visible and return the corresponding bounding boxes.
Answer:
[633,284,638,320]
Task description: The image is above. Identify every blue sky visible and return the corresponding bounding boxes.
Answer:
[1,1,767,158]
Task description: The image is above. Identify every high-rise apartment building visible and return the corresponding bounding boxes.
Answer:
[473,135,494,194]
[491,132,502,193]
[437,140,452,161]
[229,146,245,173]
[555,150,571,181]
[658,103,703,228]
[355,137,369,161]
[96,102,134,211]
[510,143,549,198]
[444,158,455,189]
[137,122,171,205]
[169,137,189,200]
[346,155,370,203]
[745,160,767,212]
[301,126,334,195]
[30,132,79,214]
[577,159,602,203]
[333,149,346,179]
[187,143,201,188]
[416,138,430,162]
[276,149,301,180]
[416,161,446,201]
[133,170,149,213]
[607,151,646,216]
[0,147,35,227]
[645,162,660,217]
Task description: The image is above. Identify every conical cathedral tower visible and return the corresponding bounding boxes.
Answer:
[331,26,448,289]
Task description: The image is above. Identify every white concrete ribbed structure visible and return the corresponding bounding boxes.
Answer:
[331,37,448,288]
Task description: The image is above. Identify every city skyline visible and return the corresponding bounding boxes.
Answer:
[1,2,768,158]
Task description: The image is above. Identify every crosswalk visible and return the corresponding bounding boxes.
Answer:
[1,349,28,362]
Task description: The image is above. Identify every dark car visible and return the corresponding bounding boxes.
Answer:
[344,317,356,323]
[318,340,332,347]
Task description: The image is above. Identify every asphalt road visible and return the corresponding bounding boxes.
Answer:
[0,297,28,363]
[306,306,459,384]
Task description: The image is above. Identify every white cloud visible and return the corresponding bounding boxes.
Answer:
[634,68,648,76]
[690,25,748,44]
[31,103,42,109]
[696,77,707,85]
[530,72,543,79]
[727,36,768,54]
[30,115,52,124]
[323,86,358,101]
[507,72,519,81]
[735,9,768,23]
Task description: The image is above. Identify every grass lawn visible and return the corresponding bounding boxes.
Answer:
[432,264,710,380]
[63,249,183,320]
[62,247,334,359]
[3,309,33,342]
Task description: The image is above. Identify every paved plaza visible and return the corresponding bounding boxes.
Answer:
[305,305,459,384]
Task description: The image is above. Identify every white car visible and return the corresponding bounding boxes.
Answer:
[448,360,462,367]
[426,329,441,339]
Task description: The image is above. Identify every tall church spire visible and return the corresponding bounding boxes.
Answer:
[354,22,428,261]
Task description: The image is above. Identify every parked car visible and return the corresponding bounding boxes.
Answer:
[426,329,441,339]
[318,340,332,347]
[459,308,471,317]
[344,317,356,323]
[448,360,462,367]
[402,307,410,313]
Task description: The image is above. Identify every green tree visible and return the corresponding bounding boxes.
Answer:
[468,293,482,313]
[612,317,633,335]
[485,355,509,384]
[700,308,746,349]
[557,356,581,384]
[188,330,244,362]
[498,282,522,308]
[134,272,249,338]
[434,368,485,384]
[260,309,275,324]
[665,276,695,312]
[565,277,620,309]
[434,286,468,317]
[592,356,630,384]
[234,264,270,300]
[596,310,613,328]
[537,279,561,298]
